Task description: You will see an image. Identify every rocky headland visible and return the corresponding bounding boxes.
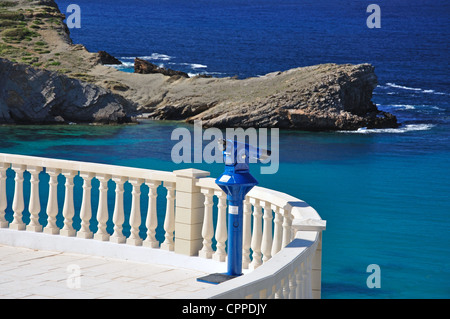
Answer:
[0,0,399,130]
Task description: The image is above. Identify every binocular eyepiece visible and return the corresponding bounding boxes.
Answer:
[219,139,271,165]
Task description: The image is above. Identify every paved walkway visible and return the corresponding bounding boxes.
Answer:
[0,244,212,299]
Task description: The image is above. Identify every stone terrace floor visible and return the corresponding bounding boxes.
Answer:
[0,244,212,299]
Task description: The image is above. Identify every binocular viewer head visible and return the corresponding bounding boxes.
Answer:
[219,139,271,167]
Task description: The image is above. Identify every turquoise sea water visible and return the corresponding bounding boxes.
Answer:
[1,0,449,298]
[1,122,448,298]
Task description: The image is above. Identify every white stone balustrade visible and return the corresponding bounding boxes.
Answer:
[60,170,77,237]
[0,163,9,228]
[0,152,325,299]
[43,168,60,235]
[109,176,126,243]
[126,177,143,245]
[77,172,94,239]
[161,182,175,251]
[10,164,26,231]
[26,166,42,232]
[143,180,160,248]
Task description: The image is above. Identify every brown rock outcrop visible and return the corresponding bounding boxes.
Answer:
[130,63,399,130]
[134,58,189,78]
[0,58,134,124]
[98,51,122,65]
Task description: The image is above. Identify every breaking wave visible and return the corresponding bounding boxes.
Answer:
[385,83,447,95]
[339,124,435,134]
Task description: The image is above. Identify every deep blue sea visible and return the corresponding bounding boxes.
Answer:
[1,0,449,298]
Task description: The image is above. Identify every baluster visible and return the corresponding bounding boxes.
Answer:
[213,191,227,262]
[261,201,273,263]
[198,188,214,258]
[0,163,10,228]
[143,180,161,248]
[305,256,313,299]
[242,197,252,269]
[60,170,77,237]
[282,276,290,299]
[94,174,111,241]
[161,182,175,251]
[300,262,306,299]
[281,207,292,248]
[110,176,127,243]
[26,166,43,232]
[271,206,282,256]
[249,198,263,269]
[295,266,303,299]
[267,285,276,299]
[77,172,94,239]
[274,282,283,299]
[126,178,143,246]
[10,164,26,230]
[289,271,297,299]
[44,168,61,235]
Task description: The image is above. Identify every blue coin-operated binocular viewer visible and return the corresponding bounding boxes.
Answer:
[206,139,270,282]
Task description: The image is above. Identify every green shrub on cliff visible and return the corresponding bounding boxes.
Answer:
[2,26,37,41]
[0,11,24,21]
[0,1,16,8]
[0,19,17,27]
[0,43,22,57]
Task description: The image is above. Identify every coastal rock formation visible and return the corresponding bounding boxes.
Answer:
[0,0,399,130]
[98,51,122,65]
[106,62,398,130]
[134,58,189,78]
[0,58,133,124]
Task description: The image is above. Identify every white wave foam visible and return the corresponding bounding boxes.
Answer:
[386,83,422,91]
[109,61,135,70]
[191,63,207,69]
[140,53,172,61]
[384,104,446,111]
[207,72,225,75]
[386,83,447,95]
[178,62,208,69]
[389,104,416,110]
[119,53,172,61]
[120,61,135,67]
[339,124,435,134]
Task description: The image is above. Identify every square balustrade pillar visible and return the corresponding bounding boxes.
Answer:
[173,169,210,256]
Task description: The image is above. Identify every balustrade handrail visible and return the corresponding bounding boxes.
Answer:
[0,153,176,183]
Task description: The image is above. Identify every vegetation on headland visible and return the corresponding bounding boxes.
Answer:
[0,0,97,81]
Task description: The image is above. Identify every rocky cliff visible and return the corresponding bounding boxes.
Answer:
[136,63,398,130]
[0,58,133,124]
[0,0,399,130]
